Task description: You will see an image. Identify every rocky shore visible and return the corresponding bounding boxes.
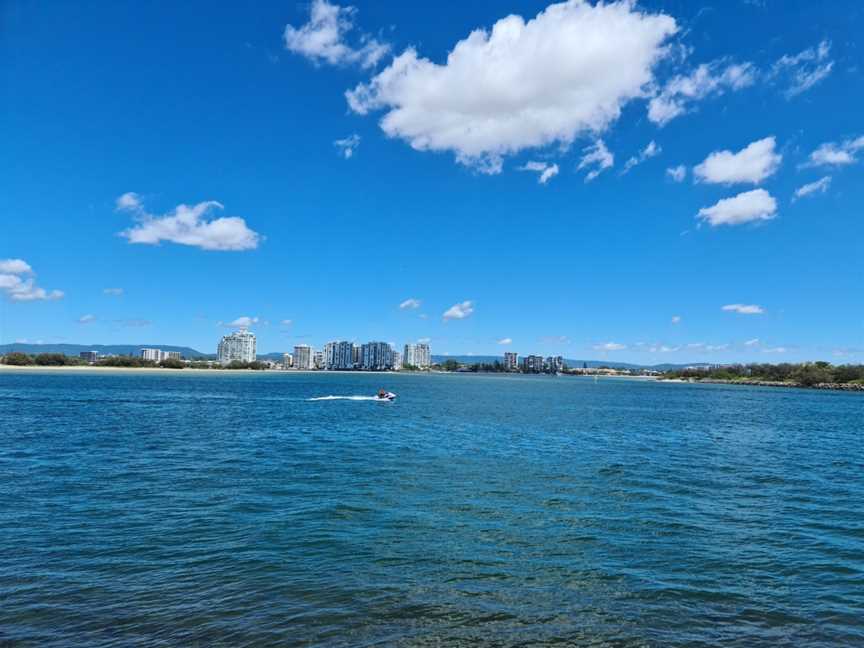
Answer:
[684,378,864,392]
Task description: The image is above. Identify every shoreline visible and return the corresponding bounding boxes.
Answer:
[661,377,864,392]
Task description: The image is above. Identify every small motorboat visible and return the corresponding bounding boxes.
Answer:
[375,389,397,401]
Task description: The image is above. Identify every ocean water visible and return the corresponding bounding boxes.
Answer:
[1,371,862,647]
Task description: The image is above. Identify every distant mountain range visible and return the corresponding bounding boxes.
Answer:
[0,344,714,371]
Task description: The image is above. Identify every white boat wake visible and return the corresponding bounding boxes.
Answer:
[308,395,386,402]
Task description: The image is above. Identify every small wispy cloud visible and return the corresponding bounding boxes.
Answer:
[578,140,614,182]
[399,298,421,310]
[793,176,831,202]
[648,60,755,126]
[722,303,765,315]
[225,316,259,328]
[671,315,682,324]
[283,0,389,69]
[594,341,626,351]
[518,161,559,184]
[117,318,151,327]
[802,136,864,168]
[666,165,687,182]
[334,134,361,159]
[622,140,661,174]
[771,40,834,98]
[78,314,96,324]
[497,337,512,345]
[103,287,124,296]
[443,300,474,321]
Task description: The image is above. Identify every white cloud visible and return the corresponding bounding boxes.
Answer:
[399,298,422,310]
[497,337,513,345]
[417,337,431,344]
[519,161,559,184]
[793,176,831,201]
[666,164,686,182]
[594,342,626,351]
[622,140,661,174]
[648,60,755,126]
[578,139,614,182]
[78,314,96,324]
[0,258,63,302]
[722,304,765,315]
[227,316,259,328]
[744,338,760,346]
[647,344,679,353]
[697,189,777,227]
[334,134,361,159]
[0,259,32,274]
[117,194,261,251]
[347,1,677,173]
[671,315,681,324]
[280,319,293,326]
[443,300,474,321]
[803,136,864,168]
[772,40,833,98]
[103,287,124,296]
[694,136,781,185]
[116,192,142,211]
[283,0,389,69]
[762,346,787,354]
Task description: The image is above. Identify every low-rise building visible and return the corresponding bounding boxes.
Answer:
[140,348,164,362]
[79,351,98,363]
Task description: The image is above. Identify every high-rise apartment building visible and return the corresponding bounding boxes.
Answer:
[403,343,431,369]
[293,344,313,370]
[521,355,544,373]
[361,341,393,371]
[217,330,257,364]
[545,356,565,373]
[504,352,519,371]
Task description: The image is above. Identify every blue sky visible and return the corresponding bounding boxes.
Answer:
[2,0,862,363]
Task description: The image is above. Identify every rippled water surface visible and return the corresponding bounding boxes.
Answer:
[1,371,863,646]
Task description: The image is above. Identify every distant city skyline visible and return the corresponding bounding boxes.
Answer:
[2,1,862,364]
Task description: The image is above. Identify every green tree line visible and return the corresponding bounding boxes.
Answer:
[664,362,864,386]
[0,352,267,370]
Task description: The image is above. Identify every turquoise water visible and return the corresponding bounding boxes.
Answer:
[1,371,862,646]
